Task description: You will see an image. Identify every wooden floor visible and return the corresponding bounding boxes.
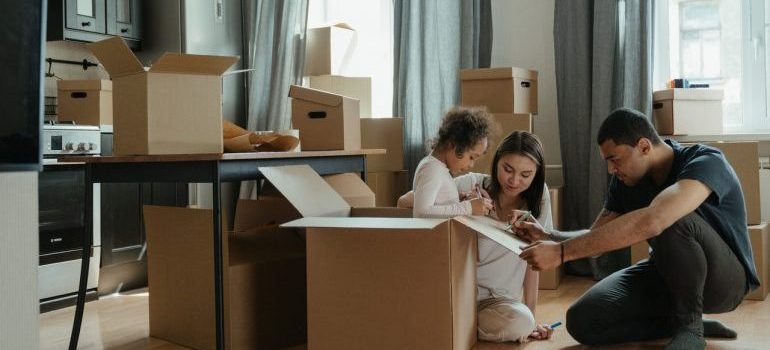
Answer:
[40,276,770,349]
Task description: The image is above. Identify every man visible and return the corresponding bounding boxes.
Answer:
[515,108,758,350]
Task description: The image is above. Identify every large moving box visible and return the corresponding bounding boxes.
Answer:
[365,170,409,207]
[653,89,724,135]
[360,117,404,172]
[460,67,538,114]
[266,165,529,350]
[57,79,113,126]
[143,198,306,350]
[703,141,761,225]
[88,37,237,155]
[471,114,533,174]
[304,23,355,76]
[309,75,372,118]
[289,85,361,151]
[540,186,563,290]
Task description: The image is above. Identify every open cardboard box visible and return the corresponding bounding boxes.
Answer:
[260,165,529,350]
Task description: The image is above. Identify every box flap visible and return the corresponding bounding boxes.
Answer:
[652,88,724,101]
[281,216,444,229]
[149,53,239,75]
[234,198,301,231]
[57,79,113,91]
[452,215,528,254]
[259,165,351,217]
[310,22,355,31]
[459,67,537,81]
[288,85,345,107]
[87,36,145,78]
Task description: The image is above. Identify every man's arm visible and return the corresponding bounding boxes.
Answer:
[562,179,711,262]
[546,208,620,241]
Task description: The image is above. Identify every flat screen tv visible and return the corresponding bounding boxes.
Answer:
[0,1,45,171]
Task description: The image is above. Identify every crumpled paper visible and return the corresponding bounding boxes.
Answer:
[223,121,299,153]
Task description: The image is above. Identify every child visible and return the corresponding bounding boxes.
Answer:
[411,106,494,218]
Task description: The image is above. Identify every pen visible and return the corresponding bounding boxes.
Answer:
[550,321,562,329]
[476,185,482,199]
[504,210,531,231]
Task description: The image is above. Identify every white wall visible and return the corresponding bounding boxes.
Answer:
[0,172,39,349]
[490,0,561,167]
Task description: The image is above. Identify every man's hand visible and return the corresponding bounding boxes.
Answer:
[519,241,562,271]
[511,211,549,242]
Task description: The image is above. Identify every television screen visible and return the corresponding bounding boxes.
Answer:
[0,1,44,171]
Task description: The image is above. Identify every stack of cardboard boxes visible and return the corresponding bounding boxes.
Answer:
[630,141,770,301]
[361,118,409,206]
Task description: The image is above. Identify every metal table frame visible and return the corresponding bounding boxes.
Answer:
[67,152,371,350]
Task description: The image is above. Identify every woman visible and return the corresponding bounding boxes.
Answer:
[399,131,554,342]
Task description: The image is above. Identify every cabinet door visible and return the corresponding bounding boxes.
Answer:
[65,0,106,34]
[106,0,141,40]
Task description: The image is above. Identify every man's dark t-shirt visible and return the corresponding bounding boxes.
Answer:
[604,139,759,290]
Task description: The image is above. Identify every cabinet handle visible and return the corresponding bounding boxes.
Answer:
[81,21,91,27]
[121,28,129,33]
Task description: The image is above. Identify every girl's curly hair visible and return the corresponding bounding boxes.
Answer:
[430,106,494,157]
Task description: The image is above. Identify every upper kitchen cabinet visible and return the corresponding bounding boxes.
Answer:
[48,0,142,50]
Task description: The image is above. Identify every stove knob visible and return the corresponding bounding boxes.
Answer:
[88,142,97,151]
[64,142,74,151]
[76,143,86,151]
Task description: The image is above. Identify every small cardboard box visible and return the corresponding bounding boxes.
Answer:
[304,23,356,76]
[56,79,113,126]
[143,199,306,350]
[88,36,238,155]
[289,85,361,151]
[471,114,533,174]
[703,142,761,225]
[652,89,724,135]
[540,187,563,290]
[460,67,538,114]
[361,117,404,172]
[365,170,410,207]
[265,165,531,350]
[746,223,769,301]
[309,75,372,118]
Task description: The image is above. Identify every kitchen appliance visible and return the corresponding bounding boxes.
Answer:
[39,121,101,312]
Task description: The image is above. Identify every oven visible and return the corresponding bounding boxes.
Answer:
[38,124,101,312]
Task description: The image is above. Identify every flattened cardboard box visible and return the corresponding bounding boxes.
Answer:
[57,79,113,126]
[88,36,237,155]
[289,85,361,151]
[361,117,405,172]
[471,114,533,174]
[460,67,538,114]
[267,165,530,350]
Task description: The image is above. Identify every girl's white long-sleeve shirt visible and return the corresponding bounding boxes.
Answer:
[411,155,473,218]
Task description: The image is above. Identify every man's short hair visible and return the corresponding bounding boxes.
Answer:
[596,107,662,146]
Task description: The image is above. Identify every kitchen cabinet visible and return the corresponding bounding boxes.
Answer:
[48,0,141,49]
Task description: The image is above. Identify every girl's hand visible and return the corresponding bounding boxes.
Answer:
[528,323,554,340]
[470,197,493,216]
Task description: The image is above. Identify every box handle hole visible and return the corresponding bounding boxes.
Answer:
[70,92,88,99]
[653,102,663,109]
[520,81,531,88]
[308,111,327,119]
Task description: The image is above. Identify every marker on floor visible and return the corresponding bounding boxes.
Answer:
[550,321,562,329]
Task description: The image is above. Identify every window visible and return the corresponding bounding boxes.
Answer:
[306,0,394,118]
[655,0,770,133]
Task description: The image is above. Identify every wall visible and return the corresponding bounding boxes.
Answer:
[490,0,561,170]
[0,172,39,349]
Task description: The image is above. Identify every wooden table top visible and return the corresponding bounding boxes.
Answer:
[60,149,386,163]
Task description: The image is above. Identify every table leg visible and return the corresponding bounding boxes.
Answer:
[69,164,93,350]
[212,167,225,349]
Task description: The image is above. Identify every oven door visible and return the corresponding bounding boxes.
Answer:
[39,162,87,263]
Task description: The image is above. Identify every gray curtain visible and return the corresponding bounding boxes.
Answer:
[240,0,308,198]
[554,0,652,279]
[243,0,308,132]
[393,0,492,180]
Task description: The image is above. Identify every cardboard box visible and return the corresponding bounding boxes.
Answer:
[762,169,770,222]
[470,114,533,173]
[304,23,355,76]
[703,142,761,225]
[56,79,113,126]
[652,89,724,135]
[365,170,410,207]
[88,37,237,155]
[746,223,769,301]
[323,172,376,207]
[460,67,538,114]
[289,85,361,151]
[361,117,405,172]
[261,165,533,350]
[539,187,563,290]
[143,199,306,350]
[309,75,372,118]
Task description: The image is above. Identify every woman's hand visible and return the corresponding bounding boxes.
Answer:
[528,323,554,340]
[469,197,493,216]
[510,210,549,242]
